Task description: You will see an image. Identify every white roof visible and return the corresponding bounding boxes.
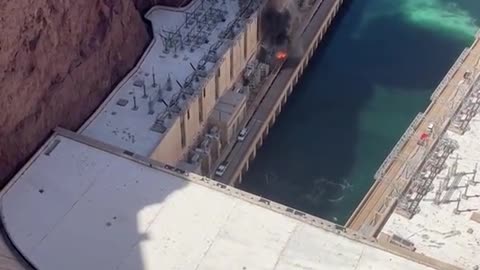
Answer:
[0,131,433,270]
[383,112,480,269]
[80,0,253,156]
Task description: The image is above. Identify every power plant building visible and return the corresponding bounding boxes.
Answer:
[80,0,262,173]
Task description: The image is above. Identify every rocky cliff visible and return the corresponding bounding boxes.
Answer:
[0,0,152,186]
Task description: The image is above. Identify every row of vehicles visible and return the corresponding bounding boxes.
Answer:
[214,127,249,177]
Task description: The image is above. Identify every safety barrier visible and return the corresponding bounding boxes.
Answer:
[374,113,424,180]
[431,48,470,101]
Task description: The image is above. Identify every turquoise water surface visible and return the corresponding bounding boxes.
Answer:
[239,0,480,224]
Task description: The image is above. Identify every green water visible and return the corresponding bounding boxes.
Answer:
[239,0,480,224]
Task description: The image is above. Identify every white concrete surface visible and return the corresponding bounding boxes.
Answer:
[383,113,480,270]
[0,132,434,270]
[80,0,244,156]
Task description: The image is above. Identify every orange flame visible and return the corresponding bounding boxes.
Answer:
[275,51,287,60]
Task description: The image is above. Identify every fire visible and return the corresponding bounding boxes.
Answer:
[275,51,287,60]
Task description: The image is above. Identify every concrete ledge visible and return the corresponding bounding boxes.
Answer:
[377,233,462,270]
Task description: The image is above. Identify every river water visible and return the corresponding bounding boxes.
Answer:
[239,0,480,224]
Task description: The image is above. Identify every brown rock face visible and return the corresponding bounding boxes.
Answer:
[0,0,151,186]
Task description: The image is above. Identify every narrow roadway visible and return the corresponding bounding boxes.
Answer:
[214,0,341,185]
[210,0,329,182]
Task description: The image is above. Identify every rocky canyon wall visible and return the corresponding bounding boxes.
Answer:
[0,0,152,186]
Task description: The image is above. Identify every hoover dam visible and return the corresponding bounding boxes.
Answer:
[1,0,479,269]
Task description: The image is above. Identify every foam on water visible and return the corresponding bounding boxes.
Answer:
[403,0,477,39]
[354,0,478,41]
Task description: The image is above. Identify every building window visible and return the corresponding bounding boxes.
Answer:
[244,31,248,59]
[215,70,220,100]
[257,16,260,41]
[187,109,190,120]
[203,88,206,97]
[230,48,234,80]
[180,116,186,148]
[199,97,203,123]
[233,122,237,137]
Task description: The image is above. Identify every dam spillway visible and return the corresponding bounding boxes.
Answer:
[238,0,480,224]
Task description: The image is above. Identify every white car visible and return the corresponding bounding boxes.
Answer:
[215,162,229,177]
[427,123,434,133]
[237,128,248,142]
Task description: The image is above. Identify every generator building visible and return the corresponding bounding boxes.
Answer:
[80,0,269,175]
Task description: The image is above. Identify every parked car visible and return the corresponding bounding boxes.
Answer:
[215,162,229,177]
[427,122,434,133]
[237,128,249,142]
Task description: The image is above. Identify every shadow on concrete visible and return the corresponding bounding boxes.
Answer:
[0,133,190,270]
[239,0,473,224]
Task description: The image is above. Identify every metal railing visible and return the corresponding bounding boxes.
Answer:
[431,48,470,101]
[374,113,424,180]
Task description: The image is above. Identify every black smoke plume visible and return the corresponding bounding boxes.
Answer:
[261,0,305,65]
[262,0,293,48]
[263,10,291,47]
